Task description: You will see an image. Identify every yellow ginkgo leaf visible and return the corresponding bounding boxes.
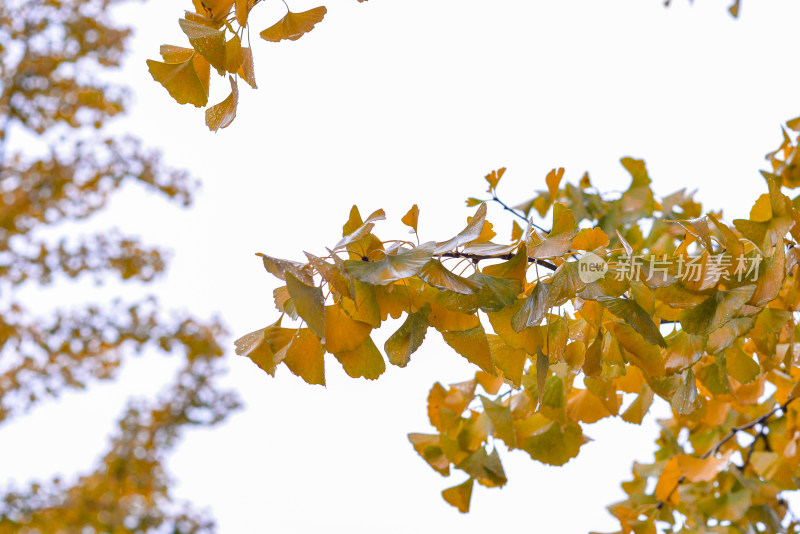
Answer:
[238,47,257,89]
[282,328,325,385]
[401,204,420,233]
[442,478,474,513]
[235,0,257,27]
[333,336,386,380]
[159,45,195,63]
[179,18,226,71]
[260,7,328,43]
[571,227,610,251]
[147,53,209,107]
[192,0,234,25]
[224,35,243,73]
[205,76,239,132]
[324,304,371,354]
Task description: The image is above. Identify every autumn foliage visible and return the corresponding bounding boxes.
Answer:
[239,115,800,530]
[0,0,237,531]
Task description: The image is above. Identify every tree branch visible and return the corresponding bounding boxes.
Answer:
[440,250,557,271]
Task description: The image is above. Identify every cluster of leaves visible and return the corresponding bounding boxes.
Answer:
[240,116,800,530]
[147,0,737,132]
[0,0,238,531]
[147,0,342,131]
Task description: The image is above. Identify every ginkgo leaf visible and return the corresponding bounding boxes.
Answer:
[345,242,435,285]
[536,349,548,408]
[333,336,386,380]
[487,335,526,387]
[324,304,371,353]
[238,47,257,88]
[457,448,507,488]
[663,331,705,374]
[469,273,519,312]
[235,0,256,26]
[481,244,528,281]
[567,388,612,424]
[257,253,313,284]
[334,209,385,250]
[428,301,480,332]
[582,328,603,378]
[671,369,698,415]
[419,260,479,294]
[608,322,665,377]
[191,0,234,25]
[402,204,420,233]
[385,303,431,367]
[512,280,551,332]
[485,168,506,190]
[147,54,209,107]
[159,45,195,63]
[545,167,564,204]
[677,452,731,483]
[286,271,325,341]
[441,324,495,374]
[282,328,325,385]
[434,203,488,254]
[442,478,473,513]
[620,384,654,425]
[179,18,226,71]
[205,75,238,132]
[599,297,667,348]
[234,327,276,375]
[572,227,610,251]
[224,35,243,73]
[528,203,577,258]
[678,286,756,336]
[260,6,328,42]
[408,433,450,476]
[520,420,583,466]
[655,457,681,505]
[488,299,543,354]
[724,343,760,384]
[340,280,381,328]
[480,396,514,446]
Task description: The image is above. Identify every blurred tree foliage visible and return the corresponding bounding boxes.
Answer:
[0,0,239,531]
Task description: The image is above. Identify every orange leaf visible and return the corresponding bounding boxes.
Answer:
[676,452,731,483]
[654,457,681,505]
[205,76,239,132]
[571,227,610,251]
[147,54,209,107]
[442,478,473,513]
[401,204,420,233]
[260,7,328,42]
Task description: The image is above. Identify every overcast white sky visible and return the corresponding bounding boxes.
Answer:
[3,0,800,532]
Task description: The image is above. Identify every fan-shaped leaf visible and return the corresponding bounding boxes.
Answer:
[260,7,328,42]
